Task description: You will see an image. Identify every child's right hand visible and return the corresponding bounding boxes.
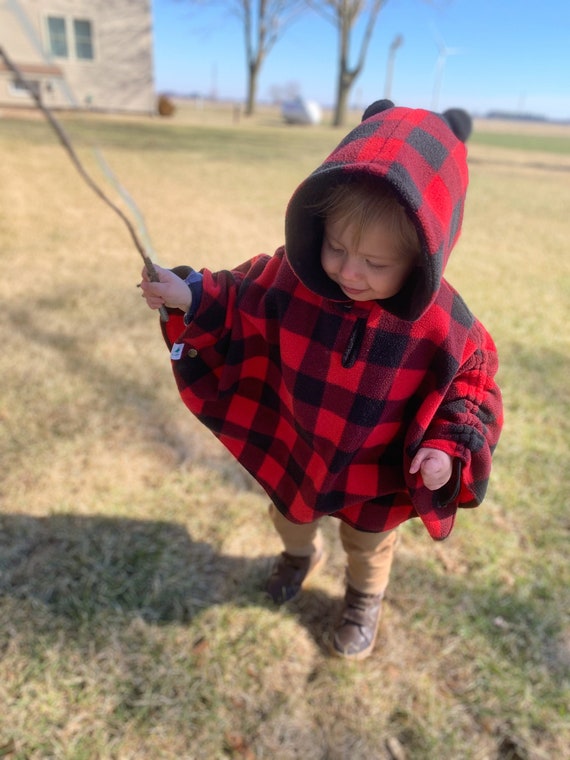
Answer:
[139,265,192,313]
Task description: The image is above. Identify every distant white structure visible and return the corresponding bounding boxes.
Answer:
[282,97,322,125]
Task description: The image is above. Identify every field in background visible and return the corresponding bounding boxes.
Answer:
[0,104,568,759]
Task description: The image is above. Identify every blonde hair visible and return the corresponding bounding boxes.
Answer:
[317,176,421,258]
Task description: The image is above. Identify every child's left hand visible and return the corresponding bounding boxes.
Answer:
[409,448,453,491]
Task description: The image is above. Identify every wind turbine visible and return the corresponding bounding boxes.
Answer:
[431,26,462,111]
[384,34,404,101]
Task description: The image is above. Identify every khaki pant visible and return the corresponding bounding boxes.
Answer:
[268,503,398,595]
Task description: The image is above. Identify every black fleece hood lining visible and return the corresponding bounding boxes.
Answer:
[284,167,433,322]
[284,104,470,323]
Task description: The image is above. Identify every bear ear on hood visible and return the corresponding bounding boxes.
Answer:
[361,99,472,144]
[442,108,472,142]
[360,99,395,122]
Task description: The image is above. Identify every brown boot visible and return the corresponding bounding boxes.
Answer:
[331,585,383,660]
[266,550,324,604]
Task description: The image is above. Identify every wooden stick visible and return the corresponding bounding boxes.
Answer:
[0,45,169,322]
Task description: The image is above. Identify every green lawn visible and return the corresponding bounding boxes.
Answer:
[471,128,570,154]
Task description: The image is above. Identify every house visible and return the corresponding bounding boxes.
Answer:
[0,0,155,113]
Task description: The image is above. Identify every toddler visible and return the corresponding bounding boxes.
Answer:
[140,100,503,660]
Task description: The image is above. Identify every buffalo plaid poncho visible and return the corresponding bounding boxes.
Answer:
[160,101,503,541]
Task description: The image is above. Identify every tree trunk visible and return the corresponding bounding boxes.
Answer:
[334,69,354,126]
[328,0,386,127]
[245,60,258,116]
[333,8,351,127]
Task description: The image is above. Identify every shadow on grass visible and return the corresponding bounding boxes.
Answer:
[0,513,271,625]
[1,512,568,681]
[0,512,339,656]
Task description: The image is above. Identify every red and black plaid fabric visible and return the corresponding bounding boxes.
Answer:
[160,104,503,540]
[285,105,470,321]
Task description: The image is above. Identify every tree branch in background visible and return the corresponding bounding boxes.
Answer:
[307,0,386,126]
[180,0,305,115]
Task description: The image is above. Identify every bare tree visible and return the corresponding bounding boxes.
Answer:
[308,0,386,126]
[182,1,305,115]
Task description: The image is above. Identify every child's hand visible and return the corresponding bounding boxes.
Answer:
[139,265,192,313]
[409,448,453,491]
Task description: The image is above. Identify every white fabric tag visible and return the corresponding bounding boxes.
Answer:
[170,343,184,361]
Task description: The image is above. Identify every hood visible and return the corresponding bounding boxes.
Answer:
[284,100,472,321]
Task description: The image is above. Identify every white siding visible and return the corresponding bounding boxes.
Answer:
[0,0,155,113]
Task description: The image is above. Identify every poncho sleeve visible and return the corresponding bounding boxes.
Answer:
[403,322,503,540]
[160,254,273,355]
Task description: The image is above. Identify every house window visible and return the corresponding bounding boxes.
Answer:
[46,16,95,60]
[10,78,40,98]
[47,16,68,58]
[74,19,94,60]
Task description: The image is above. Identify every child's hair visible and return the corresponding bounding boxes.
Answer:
[316,175,421,258]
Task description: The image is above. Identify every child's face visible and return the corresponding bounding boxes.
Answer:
[321,217,418,302]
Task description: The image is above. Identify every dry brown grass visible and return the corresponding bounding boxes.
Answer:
[0,107,568,759]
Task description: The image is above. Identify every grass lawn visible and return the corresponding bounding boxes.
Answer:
[0,102,568,759]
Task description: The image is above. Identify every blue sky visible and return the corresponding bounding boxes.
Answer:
[152,0,570,121]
